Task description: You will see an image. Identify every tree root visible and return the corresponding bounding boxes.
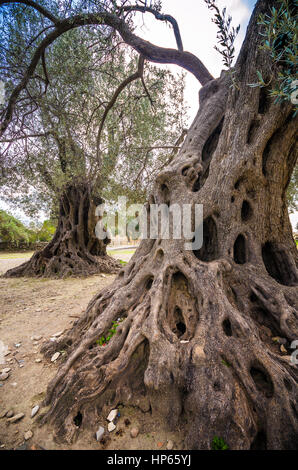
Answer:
[39,245,298,449]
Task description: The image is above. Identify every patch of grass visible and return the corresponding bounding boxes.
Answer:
[96,318,124,346]
[211,436,229,450]
[107,249,135,256]
[118,259,128,266]
[221,358,231,368]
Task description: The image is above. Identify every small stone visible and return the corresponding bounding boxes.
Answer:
[14,343,21,348]
[130,427,139,438]
[180,340,189,344]
[107,409,118,422]
[11,382,17,387]
[52,331,63,338]
[51,352,60,362]
[6,410,14,418]
[24,430,33,440]
[108,422,116,432]
[35,359,42,363]
[7,412,24,423]
[157,442,164,448]
[2,368,11,373]
[32,335,42,341]
[95,426,105,441]
[272,337,287,345]
[100,274,106,278]
[0,373,9,381]
[166,440,174,450]
[280,344,287,354]
[31,405,39,418]
[4,351,11,357]
[50,338,57,342]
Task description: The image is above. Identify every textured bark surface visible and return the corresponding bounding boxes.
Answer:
[39,1,297,449]
[4,182,120,278]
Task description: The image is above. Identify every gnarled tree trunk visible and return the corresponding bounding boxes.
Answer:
[4,181,120,277]
[39,1,297,449]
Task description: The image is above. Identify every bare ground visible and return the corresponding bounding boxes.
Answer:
[0,257,183,450]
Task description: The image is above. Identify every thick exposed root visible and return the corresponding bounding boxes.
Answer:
[3,248,120,278]
[3,181,120,278]
[39,241,298,449]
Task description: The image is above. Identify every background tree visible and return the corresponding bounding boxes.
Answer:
[0,0,297,450]
[0,0,188,276]
[0,208,34,245]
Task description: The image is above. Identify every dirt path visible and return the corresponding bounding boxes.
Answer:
[0,272,183,450]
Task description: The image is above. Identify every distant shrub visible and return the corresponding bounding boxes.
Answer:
[211,436,229,450]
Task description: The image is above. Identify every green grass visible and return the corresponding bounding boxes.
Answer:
[107,249,135,256]
[221,358,231,368]
[211,436,229,450]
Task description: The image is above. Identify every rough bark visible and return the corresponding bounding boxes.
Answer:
[4,182,120,277]
[39,1,297,449]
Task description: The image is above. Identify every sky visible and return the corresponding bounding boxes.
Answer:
[133,0,297,229]
[134,0,254,120]
[1,0,297,228]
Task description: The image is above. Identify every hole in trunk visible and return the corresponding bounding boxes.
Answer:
[172,307,186,338]
[262,242,297,286]
[145,277,154,290]
[213,381,221,391]
[222,318,232,336]
[250,430,267,450]
[250,365,274,398]
[258,87,270,114]
[241,200,253,221]
[202,117,224,162]
[234,178,242,190]
[155,249,164,263]
[182,166,190,176]
[167,272,197,340]
[193,216,218,262]
[160,184,170,206]
[233,235,247,264]
[73,411,82,427]
[247,120,260,144]
[192,175,201,192]
[261,126,282,176]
